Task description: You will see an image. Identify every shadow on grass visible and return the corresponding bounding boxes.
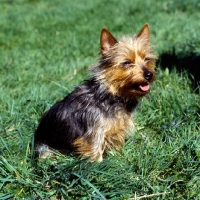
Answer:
[158,47,200,93]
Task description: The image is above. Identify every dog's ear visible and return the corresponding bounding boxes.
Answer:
[100,28,118,55]
[137,24,150,41]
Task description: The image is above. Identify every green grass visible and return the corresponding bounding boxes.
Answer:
[0,0,200,199]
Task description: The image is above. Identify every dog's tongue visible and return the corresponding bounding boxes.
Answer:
[139,83,150,92]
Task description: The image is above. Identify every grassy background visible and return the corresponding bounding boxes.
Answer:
[0,0,200,199]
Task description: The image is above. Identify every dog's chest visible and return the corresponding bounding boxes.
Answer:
[101,110,134,150]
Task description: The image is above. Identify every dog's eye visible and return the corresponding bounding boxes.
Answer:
[144,57,151,62]
[122,60,132,67]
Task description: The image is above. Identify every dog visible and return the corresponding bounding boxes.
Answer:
[34,24,156,161]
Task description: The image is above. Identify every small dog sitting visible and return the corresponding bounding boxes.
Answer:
[34,24,156,161]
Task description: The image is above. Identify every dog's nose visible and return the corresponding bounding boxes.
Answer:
[144,71,153,81]
[142,67,153,81]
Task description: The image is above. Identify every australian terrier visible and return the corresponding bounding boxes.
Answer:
[34,24,156,161]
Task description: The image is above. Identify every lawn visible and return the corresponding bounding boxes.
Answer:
[0,0,200,199]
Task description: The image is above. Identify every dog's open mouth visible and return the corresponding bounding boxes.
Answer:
[131,82,150,93]
[139,82,150,92]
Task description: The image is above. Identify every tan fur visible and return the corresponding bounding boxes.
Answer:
[97,35,156,96]
[73,110,133,161]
